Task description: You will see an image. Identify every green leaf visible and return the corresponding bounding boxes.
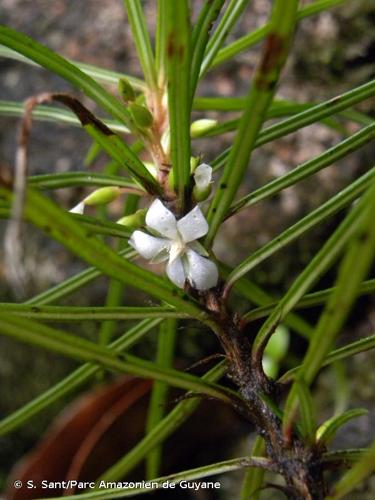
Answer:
[212,81,375,172]
[251,184,375,364]
[48,455,274,499]
[0,99,130,134]
[47,94,160,193]
[199,0,250,78]
[0,319,160,436]
[0,45,145,90]
[316,409,368,445]
[146,319,177,479]
[0,27,133,126]
[283,181,375,425]
[165,0,191,206]
[244,279,375,322]
[155,0,168,83]
[280,334,375,383]
[322,448,367,467]
[211,0,348,70]
[0,304,185,322]
[124,0,158,89]
[283,379,316,442]
[221,263,314,340]
[98,361,226,482]
[226,167,374,286]
[28,172,141,190]
[0,314,236,404]
[190,0,225,100]
[327,440,375,499]
[240,437,266,500]
[230,125,375,216]
[205,0,299,245]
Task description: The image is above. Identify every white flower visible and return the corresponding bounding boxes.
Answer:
[129,199,218,290]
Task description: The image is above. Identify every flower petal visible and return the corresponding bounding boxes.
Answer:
[194,163,212,190]
[186,249,218,290]
[166,256,186,288]
[145,199,177,239]
[129,230,169,260]
[177,205,208,243]
[69,201,85,215]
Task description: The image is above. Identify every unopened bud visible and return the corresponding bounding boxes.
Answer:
[117,208,146,230]
[84,186,121,206]
[129,103,154,128]
[192,163,212,202]
[264,325,289,362]
[118,78,136,103]
[190,119,217,138]
[190,156,200,173]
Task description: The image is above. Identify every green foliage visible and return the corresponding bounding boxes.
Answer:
[0,0,374,497]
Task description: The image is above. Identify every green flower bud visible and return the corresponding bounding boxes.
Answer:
[190,156,200,173]
[83,186,121,206]
[118,78,136,103]
[190,119,217,138]
[264,324,289,362]
[129,103,154,128]
[117,208,146,230]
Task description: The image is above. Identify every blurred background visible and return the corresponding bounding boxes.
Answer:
[0,0,374,498]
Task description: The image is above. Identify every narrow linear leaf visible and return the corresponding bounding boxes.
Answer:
[0,314,235,404]
[280,334,375,383]
[251,184,375,364]
[283,379,316,442]
[146,319,177,479]
[49,94,160,193]
[165,0,191,206]
[316,409,368,445]
[28,172,141,190]
[211,0,348,69]
[199,0,250,78]
[240,436,266,500]
[124,0,157,89]
[213,81,375,172]
[327,440,375,499]
[0,26,132,126]
[284,181,375,424]
[0,304,185,322]
[0,100,130,134]
[190,0,225,100]
[98,362,226,482]
[48,455,275,499]
[155,0,168,83]
[226,167,374,286]
[205,0,299,245]
[244,279,375,323]
[230,124,375,216]
[0,319,160,436]
[0,45,145,89]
